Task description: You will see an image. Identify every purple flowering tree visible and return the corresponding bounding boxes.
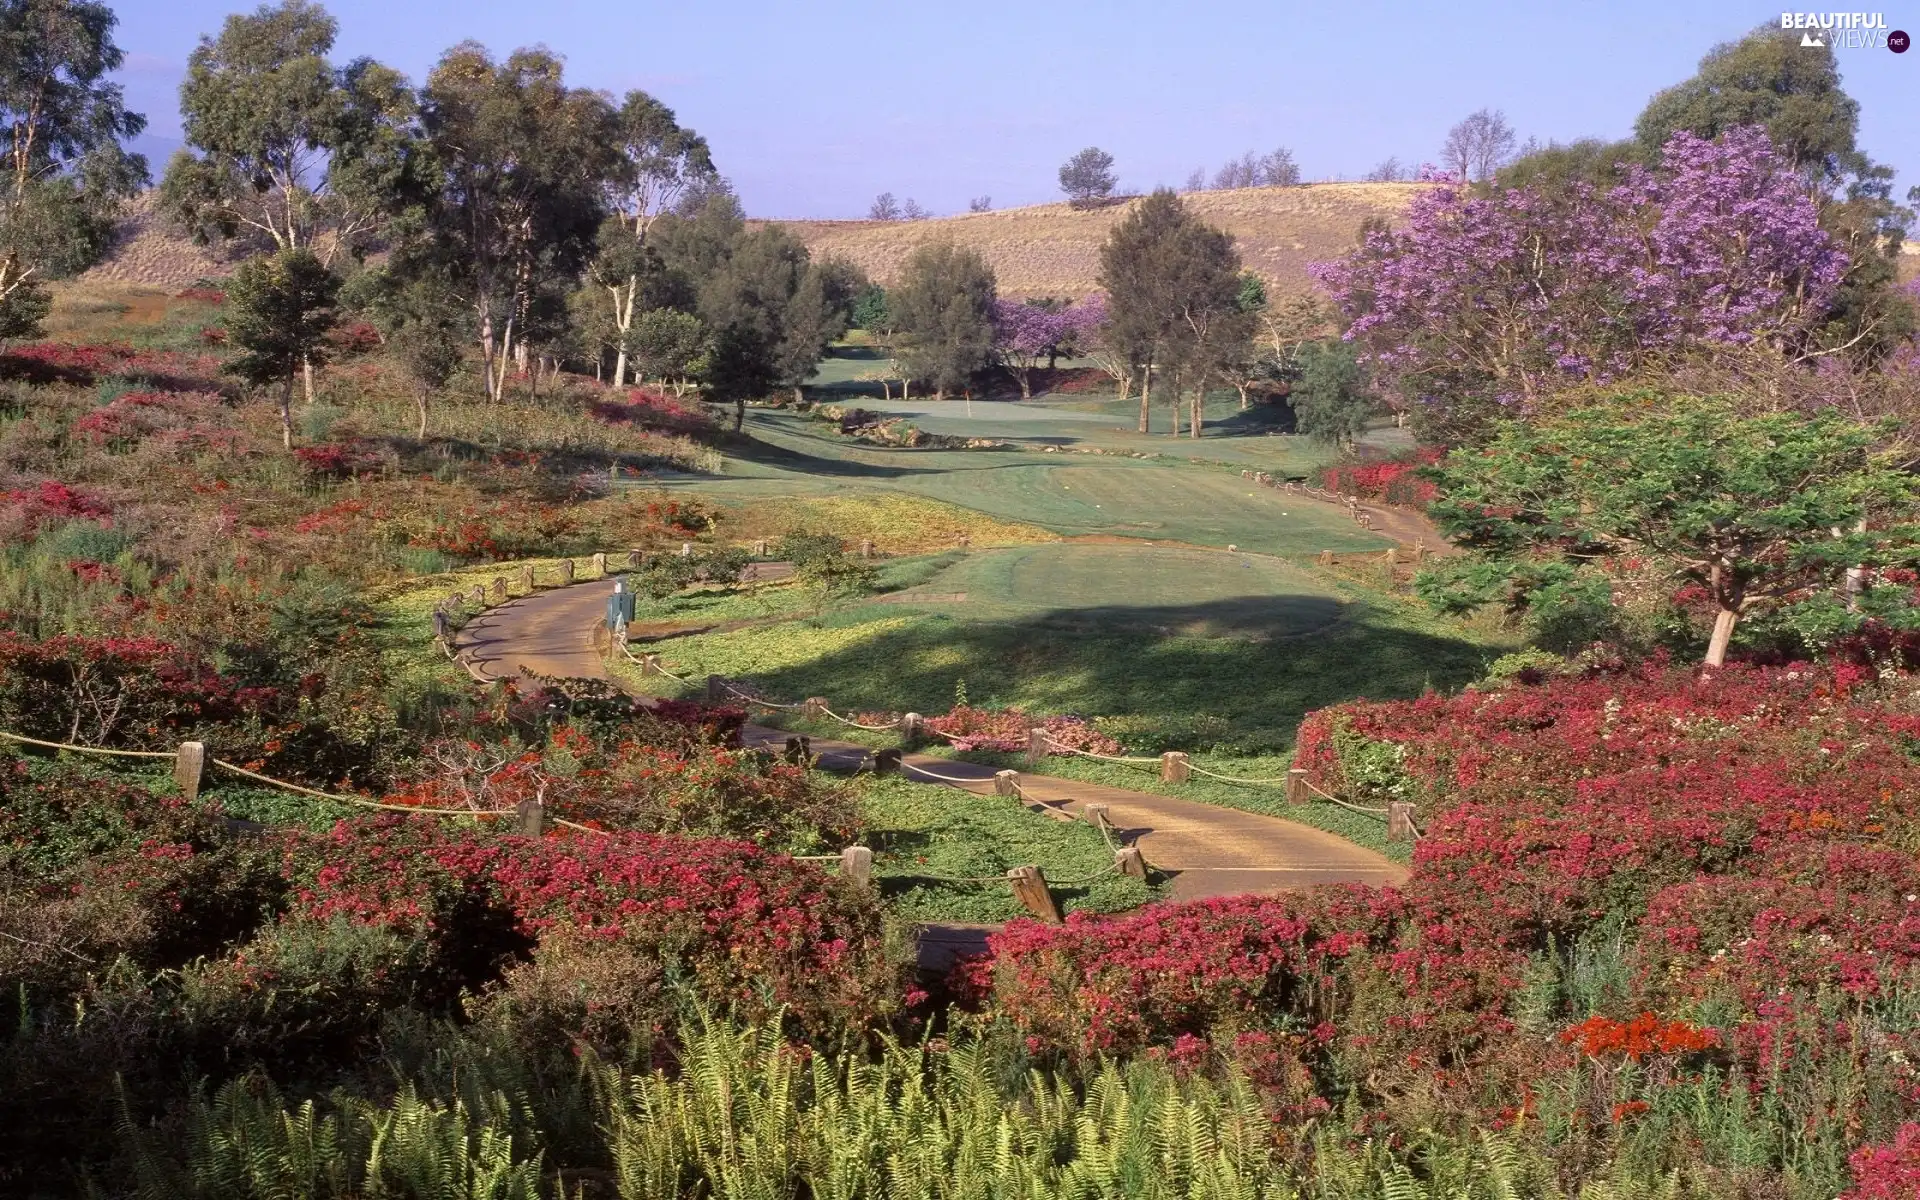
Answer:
[1311,126,1848,443]
[992,297,1102,398]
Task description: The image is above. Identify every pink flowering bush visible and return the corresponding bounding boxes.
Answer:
[1316,448,1443,508]
[1845,1125,1920,1199]
[924,705,1124,755]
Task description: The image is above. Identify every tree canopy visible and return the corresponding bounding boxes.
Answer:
[890,239,997,401]
[1059,147,1116,209]
[223,247,340,448]
[1420,398,1919,665]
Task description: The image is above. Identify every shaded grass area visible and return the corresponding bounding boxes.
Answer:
[857,775,1161,922]
[628,577,1515,756]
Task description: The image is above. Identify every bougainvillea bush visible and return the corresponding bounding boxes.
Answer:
[967,661,1920,1194]
[1315,447,1442,509]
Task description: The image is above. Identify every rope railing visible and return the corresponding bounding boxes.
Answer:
[0,730,173,759]
[1186,764,1298,786]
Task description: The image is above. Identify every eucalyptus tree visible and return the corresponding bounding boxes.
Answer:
[889,239,997,401]
[223,248,339,449]
[417,42,615,399]
[160,0,419,266]
[589,91,714,387]
[0,0,148,341]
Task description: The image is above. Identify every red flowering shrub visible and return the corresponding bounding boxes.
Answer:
[967,886,1402,1059]
[924,706,1124,755]
[286,815,896,1036]
[196,324,227,346]
[589,388,716,434]
[1845,1124,1920,1199]
[292,441,381,480]
[70,388,236,453]
[1558,1012,1718,1063]
[173,287,227,304]
[1,341,223,390]
[1317,448,1443,509]
[4,480,112,534]
[326,320,381,355]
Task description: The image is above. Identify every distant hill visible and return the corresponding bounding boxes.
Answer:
[82,182,1426,297]
[761,183,1428,299]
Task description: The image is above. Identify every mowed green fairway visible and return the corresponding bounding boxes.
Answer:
[650,412,1392,558]
[883,543,1346,638]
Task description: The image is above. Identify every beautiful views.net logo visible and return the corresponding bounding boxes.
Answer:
[1779,12,1906,49]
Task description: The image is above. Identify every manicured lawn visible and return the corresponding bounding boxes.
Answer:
[652,411,1392,558]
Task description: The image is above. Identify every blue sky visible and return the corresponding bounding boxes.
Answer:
[115,1,1920,219]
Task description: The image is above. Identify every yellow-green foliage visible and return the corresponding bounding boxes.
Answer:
[722,493,1057,554]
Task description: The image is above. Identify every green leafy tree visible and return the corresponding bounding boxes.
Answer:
[1290,339,1373,446]
[889,239,997,401]
[629,306,708,394]
[224,249,340,449]
[416,43,615,400]
[1096,189,1248,436]
[348,264,468,436]
[160,0,419,267]
[1421,398,1919,666]
[1058,146,1116,209]
[0,0,148,343]
[587,90,714,387]
[694,223,815,427]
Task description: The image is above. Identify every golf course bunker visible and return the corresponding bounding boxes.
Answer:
[894,543,1347,639]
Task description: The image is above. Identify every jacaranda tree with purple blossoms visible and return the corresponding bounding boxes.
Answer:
[991,297,1100,399]
[1311,126,1848,444]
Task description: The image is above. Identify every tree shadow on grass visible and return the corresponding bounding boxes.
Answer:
[729,597,1495,747]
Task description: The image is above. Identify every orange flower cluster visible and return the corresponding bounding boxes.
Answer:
[1560,1012,1719,1062]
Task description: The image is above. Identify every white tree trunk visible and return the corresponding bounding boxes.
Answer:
[1705,607,1738,667]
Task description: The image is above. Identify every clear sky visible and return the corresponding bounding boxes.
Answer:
[114,1,1920,220]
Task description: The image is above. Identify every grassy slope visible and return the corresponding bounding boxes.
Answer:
[762,182,1426,298]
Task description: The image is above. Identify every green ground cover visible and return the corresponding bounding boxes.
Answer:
[855,775,1161,921]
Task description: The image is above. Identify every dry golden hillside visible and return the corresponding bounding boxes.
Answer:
[78,192,241,290]
[766,183,1427,298]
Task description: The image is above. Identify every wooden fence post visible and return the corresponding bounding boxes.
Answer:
[994,769,1020,797]
[680,542,693,558]
[470,585,486,607]
[1114,847,1148,879]
[627,549,643,568]
[640,653,661,676]
[516,799,545,836]
[859,538,875,560]
[754,538,769,557]
[591,552,607,576]
[174,741,206,802]
[873,748,902,775]
[803,696,828,721]
[1317,550,1335,567]
[1388,802,1416,843]
[707,674,725,701]
[1027,727,1049,765]
[1412,540,1427,565]
[489,577,507,604]
[519,564,535,593]
[432,609,450,645]
[1286,768,1310,804]
[900,712,923,741]
[1160,751,1190,783]
[840,845,873,887]
[957,534,970,551]
[558,559,575,585]
[1007,866,1061,923]
[1083,803,1110,829]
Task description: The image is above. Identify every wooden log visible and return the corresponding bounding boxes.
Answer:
[516,799,545,836]
[173,741,206,802]
[1286,768,1310,804]
[1160,751,1190,783]
[591,552,607,576]
[1114,847,1148,879]
[994,769,1020,797]
[1027,727,1049,765]
[1388,802,1416,843]
[840,845,873,887]
[1007,865,1062,923]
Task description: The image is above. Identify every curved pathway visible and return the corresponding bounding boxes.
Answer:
[458,579,1407,902]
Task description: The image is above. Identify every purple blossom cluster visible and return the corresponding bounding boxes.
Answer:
[1310,127,1848,435]
[991,296,1105,397]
